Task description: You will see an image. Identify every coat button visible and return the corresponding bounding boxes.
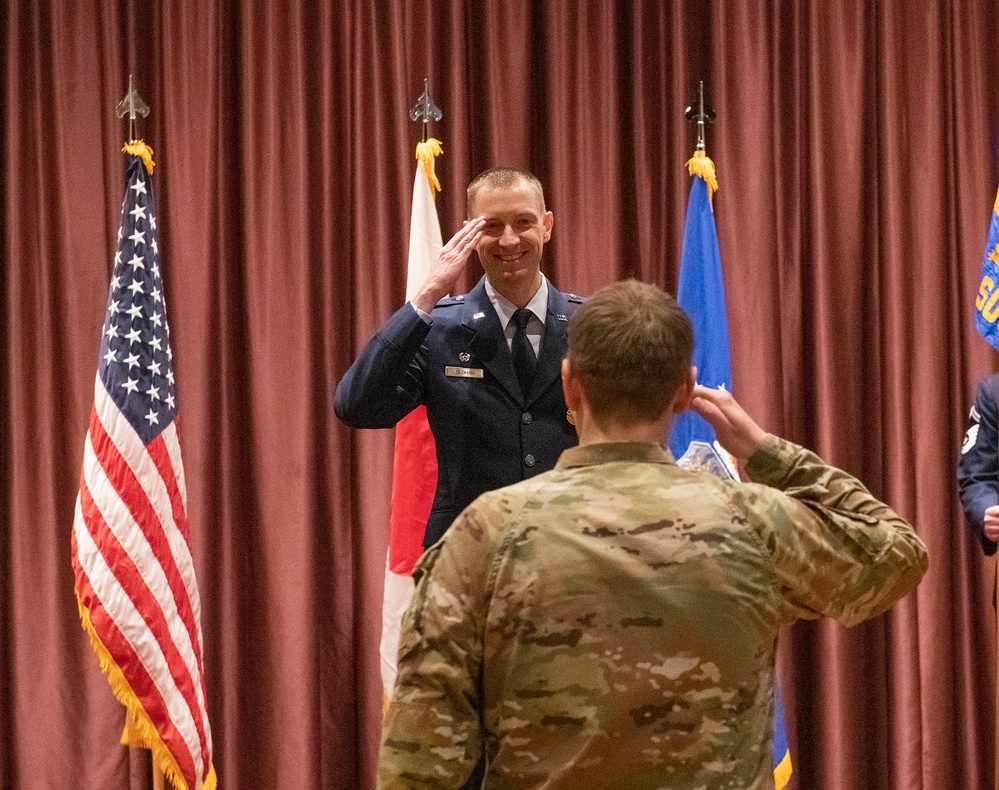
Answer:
[524,454,536,467]
[522,412,532,424]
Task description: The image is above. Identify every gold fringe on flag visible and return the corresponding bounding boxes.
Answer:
[686,149,718,199]
[75,591,217,790]
[774,749,793,789]
[415,138,443,198]
[122,140,156,175]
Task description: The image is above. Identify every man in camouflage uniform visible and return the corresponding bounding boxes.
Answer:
[378,280,929,790]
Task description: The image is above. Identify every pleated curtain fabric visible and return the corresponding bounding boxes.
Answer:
[4,2,999,788]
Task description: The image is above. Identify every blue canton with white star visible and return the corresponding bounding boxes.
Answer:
[97,156,178,445]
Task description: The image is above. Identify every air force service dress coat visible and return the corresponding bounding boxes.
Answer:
[957,372,999,556]
[335,276,583,547]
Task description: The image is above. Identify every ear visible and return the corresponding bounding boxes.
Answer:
[562,358,582,410]
[543,211,554,242]
[671,366,697,414]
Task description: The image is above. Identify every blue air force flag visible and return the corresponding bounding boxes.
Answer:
[668,158,734,474]
[668,153,792,789]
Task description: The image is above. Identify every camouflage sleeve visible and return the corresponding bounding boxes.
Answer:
[743,434,929,627]
[378,504,498,789]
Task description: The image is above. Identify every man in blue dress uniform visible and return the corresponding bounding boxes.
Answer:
[336,168,583,788]
[335,168,584,548]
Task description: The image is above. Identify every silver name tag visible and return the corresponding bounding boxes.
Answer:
[445,366,484,378]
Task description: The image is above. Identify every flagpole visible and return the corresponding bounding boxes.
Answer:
[684,80,716,153]
[117,76,168,790]
[380,83,445,705]
[409,77,442,143]
[115,74,150,144]
[677,82,790,788]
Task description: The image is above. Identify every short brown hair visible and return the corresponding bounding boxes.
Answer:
[567,280,694,422]
[466,168,546,216]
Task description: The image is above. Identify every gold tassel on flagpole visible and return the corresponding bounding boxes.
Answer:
[415,138,443,198]
[122,140,156,174]
[686,149,718,198]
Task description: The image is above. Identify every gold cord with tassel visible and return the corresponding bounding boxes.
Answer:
[415,138,443,198]
[685,149,718,199]
[122,140,155,175]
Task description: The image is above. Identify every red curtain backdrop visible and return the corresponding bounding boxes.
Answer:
[2,1,997,788]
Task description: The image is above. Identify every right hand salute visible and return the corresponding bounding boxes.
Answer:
[983,505,999,542]
[689,384,767,462]
[412,217,486,314]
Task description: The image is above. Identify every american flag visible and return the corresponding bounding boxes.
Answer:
[71,152,215,790]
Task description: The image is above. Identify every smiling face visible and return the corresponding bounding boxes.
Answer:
[470,179,554,305]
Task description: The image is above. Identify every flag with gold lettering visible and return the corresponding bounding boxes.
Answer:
[971,186,999,790]
[974,189,999,349]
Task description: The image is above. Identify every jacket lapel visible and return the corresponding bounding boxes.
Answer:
[526,286,570,405]
[457,278,569,406]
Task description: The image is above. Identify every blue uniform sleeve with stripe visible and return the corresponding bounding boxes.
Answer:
[957,375,999,556]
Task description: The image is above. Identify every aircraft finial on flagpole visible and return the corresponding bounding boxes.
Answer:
[685,80,716,154]
[683,81,718,198]
[116,74,150,144]
[410,80,444,197]
[410,78,442,143]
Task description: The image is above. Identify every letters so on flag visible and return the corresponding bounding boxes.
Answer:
[974,189,999,351]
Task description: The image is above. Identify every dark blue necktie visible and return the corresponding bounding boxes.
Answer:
[511,308,536,396]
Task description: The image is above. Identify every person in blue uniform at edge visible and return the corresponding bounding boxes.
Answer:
[334,168,583,790]
[957,373,999,560]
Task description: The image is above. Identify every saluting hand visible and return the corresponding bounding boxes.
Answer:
[412,217,486,314]
[689,384,767,462]
[983,505,999,543]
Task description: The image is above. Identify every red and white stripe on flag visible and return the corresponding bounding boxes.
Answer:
[381,140,444,699]
[71,149,215,790]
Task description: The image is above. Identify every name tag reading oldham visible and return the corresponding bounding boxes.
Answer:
[445,365,484,379]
